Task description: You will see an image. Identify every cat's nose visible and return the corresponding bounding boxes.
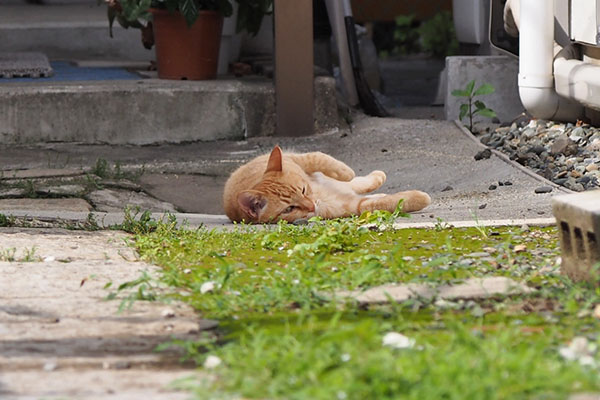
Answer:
[304,199,315,213]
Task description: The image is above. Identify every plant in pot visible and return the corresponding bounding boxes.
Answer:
[105,0,272,80]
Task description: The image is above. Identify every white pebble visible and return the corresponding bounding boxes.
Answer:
[161,308,175,318]
[382,332,415,349]
[203,355,222,369]
[43,361,58,371]
[200,281,216,294]
[43,256,55,263]
[559,336,598,368]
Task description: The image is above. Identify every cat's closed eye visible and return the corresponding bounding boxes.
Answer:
[301,186,306,194]
[283,205,296,213]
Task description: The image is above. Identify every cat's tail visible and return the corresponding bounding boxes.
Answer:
[359,190,431,214]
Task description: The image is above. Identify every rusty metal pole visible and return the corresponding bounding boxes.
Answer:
[274,0,314,136]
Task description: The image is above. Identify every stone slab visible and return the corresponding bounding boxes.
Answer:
[0,229,137,260]
[36,184,86,197]
[0,188,26,198]
[333,277,535,305]
[1,369,194,400]
[0,229,215,399]
[139,173,225,214]
[0,52,53,78]
[1,168,85,179]
[0,198,93,212]
[445,56,524,124]
[87,188,177,213]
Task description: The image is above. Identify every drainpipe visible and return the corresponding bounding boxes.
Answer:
[555,45,600,111]
[518,0,583,120]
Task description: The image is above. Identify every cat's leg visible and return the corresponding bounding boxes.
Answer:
[349,170,386,194]
[357,190,431,213]
[288,152,355,181]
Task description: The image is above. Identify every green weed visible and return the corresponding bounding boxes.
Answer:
[452,80,497,131]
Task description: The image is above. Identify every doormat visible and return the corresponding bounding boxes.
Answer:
[0,52,53,78]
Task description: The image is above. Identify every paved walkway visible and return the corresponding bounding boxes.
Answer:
[0,117,570,398]
[1,117,569,225]
[0,228,215,399]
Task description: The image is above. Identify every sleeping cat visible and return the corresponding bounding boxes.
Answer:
[223,145,431,223]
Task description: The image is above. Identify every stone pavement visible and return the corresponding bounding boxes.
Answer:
[0,116,570,227]
[0,228,216,399]
[0,116,573,398]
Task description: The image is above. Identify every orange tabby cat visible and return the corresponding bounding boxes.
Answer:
[223,146,431,223]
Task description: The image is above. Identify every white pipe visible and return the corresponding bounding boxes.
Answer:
[324,0,359,106]
[555,49,600,112]
[518,0,582,120]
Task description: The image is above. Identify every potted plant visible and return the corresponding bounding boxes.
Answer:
[105,0,272,80]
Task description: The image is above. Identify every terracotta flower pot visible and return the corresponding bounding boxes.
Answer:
[150,8,224,80]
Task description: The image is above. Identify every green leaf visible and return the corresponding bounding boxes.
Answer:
[165,0,178,13]
[459,104,469,120]
[473,83,495,96]
[217,0,233,17]
[465,80,475,95]
[475,108,497,118]
[474,100,486,110]
[392,199,409,219]
[179,0,199,26]
[451,89,470,98]
[236,0,272,35]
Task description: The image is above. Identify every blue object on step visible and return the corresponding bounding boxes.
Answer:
[5,61,141,82]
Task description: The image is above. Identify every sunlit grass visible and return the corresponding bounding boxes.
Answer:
[115,214,600,399]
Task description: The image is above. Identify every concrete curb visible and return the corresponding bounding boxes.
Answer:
[393,217,556,229]
[453,120,573,194]
[0,209,557,230]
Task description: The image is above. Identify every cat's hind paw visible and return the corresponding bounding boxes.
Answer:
[369,170,386,186]
[331,166,355,182]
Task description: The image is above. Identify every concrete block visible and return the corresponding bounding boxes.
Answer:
[552,190,600,281]
[445,56,524,124]
[0,77,339,145]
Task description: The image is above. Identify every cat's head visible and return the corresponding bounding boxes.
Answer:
[237,146,315,223]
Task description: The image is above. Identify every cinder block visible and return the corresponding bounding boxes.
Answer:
[445,56,525,124]
[552,190,600,281]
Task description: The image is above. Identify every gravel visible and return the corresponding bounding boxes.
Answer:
[479,119,600,191]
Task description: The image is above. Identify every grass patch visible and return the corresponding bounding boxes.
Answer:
[117,215,600,399]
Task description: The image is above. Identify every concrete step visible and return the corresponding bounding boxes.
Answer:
[0,71,340,144]
[0,3,155,61]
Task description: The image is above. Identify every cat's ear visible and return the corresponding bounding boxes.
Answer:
[265,145,283,173]
[237,191,267,219]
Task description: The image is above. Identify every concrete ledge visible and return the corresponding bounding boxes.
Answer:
[0,210,557,231]
[0,76,339,145]
[445,56,524,124]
